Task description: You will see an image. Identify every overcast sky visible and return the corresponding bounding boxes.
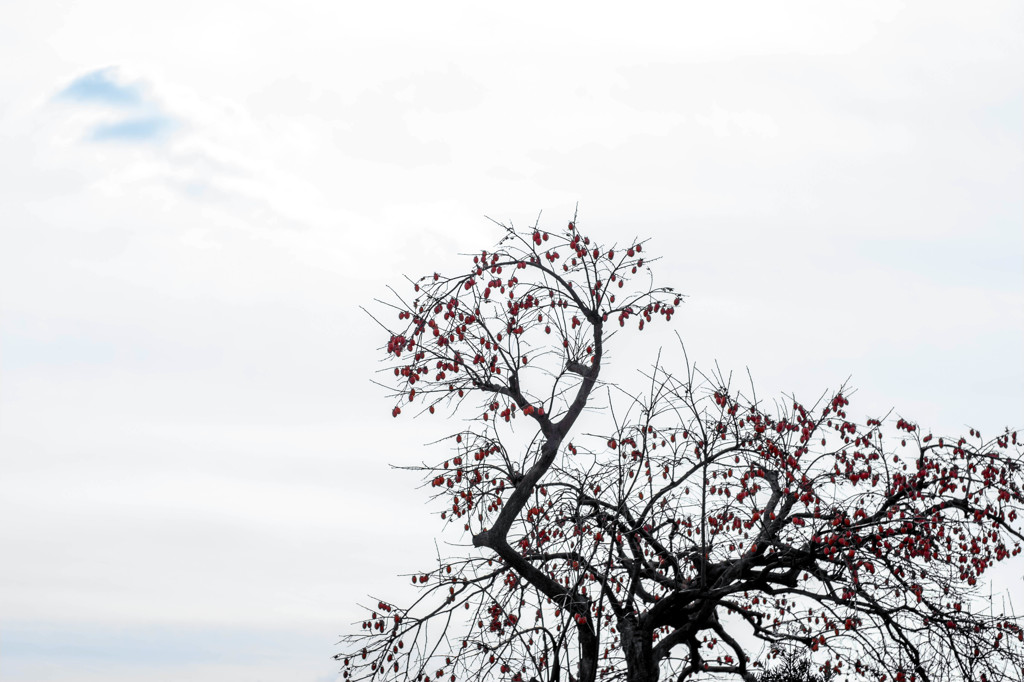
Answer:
[1,3,1021,681]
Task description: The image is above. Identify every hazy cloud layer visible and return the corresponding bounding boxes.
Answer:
[1,2,1021,681]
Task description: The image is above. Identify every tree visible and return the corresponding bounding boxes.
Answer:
[752,649,832,682]
[339,219,1024,682]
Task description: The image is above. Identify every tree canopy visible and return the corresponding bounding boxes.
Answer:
[339,219,1024,682]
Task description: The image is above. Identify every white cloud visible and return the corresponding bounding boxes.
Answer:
[1,2,1021,680]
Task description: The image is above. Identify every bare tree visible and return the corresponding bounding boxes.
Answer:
[753,649,832,682]
[339,218,1024,682]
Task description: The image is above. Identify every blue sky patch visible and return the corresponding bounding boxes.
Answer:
[89,115,174,142]
[58,68,143,107]
[54,67,180,143]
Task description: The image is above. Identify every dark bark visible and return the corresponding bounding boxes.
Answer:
[621,617,658,682]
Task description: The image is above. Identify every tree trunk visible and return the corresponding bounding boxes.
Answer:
[572,617,599,682]
[621,618,659,682]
